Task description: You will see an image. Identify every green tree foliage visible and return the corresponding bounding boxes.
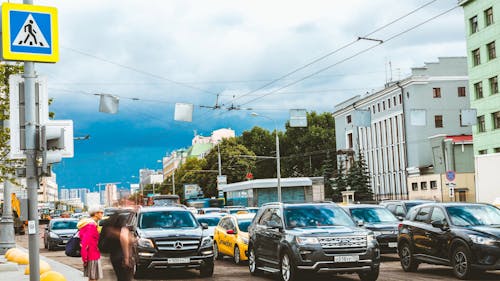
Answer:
[0,62,24,183]
[203,138,256,197]
[160,157,207,200]
[237,126,275,179]
[331,160,348,202]
[347,151,373,202]
[281,111,336,177]
[321,151,335,200]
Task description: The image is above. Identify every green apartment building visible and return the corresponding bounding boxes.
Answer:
[460,0,500,155]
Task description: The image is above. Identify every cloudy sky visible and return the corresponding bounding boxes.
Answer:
[15,0,467,191]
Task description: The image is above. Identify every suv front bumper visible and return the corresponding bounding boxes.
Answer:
[136,248,214,270]
[293,245,380,273]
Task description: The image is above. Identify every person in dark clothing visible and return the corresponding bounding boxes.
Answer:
[101,211,134,281]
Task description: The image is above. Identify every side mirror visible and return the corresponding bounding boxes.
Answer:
[396,216,404,221]
[226,229,235,235]
[431,220,449,231]
[266,220,282,230]
[357,220,364,227]
[201,223,209,230]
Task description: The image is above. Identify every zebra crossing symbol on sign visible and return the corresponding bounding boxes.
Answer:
[1,3,59,63]
[12,14,50,48]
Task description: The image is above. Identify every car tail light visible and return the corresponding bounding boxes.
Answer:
[398,223,403,230]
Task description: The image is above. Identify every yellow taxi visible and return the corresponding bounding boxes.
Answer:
[213,213,255,264]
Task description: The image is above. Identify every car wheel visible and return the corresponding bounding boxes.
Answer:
[280,252,299,281]
[358,266,380,281]
[214,242,223,260]
[200,260,214,277]
[452,246,472,280]
[399,242,418,272]
[248,247,262,276]
[233,246,241,264]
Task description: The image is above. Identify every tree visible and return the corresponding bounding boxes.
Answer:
[161,157,207,200]
[203,138,256,197]
[346,151,373,202]
[0,62,24,184]
[321,151,335,200]
[281,111,336,177]
[331,160,348,202]
[237,126,275,179]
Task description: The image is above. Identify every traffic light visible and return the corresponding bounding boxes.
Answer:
[41,120,74,174]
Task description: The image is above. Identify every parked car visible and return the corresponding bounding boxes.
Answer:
[343,204,399,253]
[200,207,224,214]
[195,213,224,238]
[379,200,433,219]
[223,206,248,214]
[398,202,500,279]
[130,206,214,278]
[247,202,380,281]
[213,213,255,264]
[44,218,78,251]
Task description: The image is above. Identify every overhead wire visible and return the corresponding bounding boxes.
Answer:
[238,4,460,108]
[225,0,439,106]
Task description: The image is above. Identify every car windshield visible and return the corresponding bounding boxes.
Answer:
[197,217,221,226]
[139,211,198,229]
[237,219,252,232]
[51,220,77,230]
[350,207,398,223]
[284,205,355,228]
[446,205,500,226]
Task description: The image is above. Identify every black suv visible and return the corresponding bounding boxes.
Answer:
[343,204,399,253]
[130,206,214,278]
[398,203,500,279]
[379,200,433,219]
[247,202,380,281]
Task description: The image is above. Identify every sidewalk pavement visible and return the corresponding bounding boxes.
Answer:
[0,246,85,280]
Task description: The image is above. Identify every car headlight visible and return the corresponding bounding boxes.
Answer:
[137,238,154,249]
[49,232,59,239]
[296,236,319,245]
[367,233,375,244]
[239,236,249,244]
[468,234,496,245]
[201,236,213,248]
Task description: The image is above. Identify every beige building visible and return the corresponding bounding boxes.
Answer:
[408,135,476,202]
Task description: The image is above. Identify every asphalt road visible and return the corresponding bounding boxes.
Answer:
[16,226,500,281]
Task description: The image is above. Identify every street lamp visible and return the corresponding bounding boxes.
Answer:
[251,112,282,202]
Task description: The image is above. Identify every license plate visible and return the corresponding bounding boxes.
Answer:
[334,255,359,263]
[62,240,68,244]
[167,258,190,264]
[388,242,397,248]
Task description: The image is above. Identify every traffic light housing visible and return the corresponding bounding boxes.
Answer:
[41,120,74,174]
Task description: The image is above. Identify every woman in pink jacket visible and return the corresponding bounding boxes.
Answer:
[78,206,104,281]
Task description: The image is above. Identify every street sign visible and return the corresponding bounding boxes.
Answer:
[1,3,58,63]
[446,170,456,182]
[448,183,456,198]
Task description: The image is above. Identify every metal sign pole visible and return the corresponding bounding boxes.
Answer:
[23,2,40,279]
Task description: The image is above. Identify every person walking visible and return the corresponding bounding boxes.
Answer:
[101,210,134,281]
[78,206,104,281]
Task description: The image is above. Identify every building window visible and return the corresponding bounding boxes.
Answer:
[470,15,479,33]
[378,103,380,112]
[495,147,500,153]
[489,76,498,95]
[399,94,402,104]
[485,7,494,26]
[435,115,443,128]
[372,105,375,114]
[412,182,418,191]
[382,101,386,111]
[346,115,352,124]
[458,86,466,97]
[347,133,353,149]
[474,81,483,99]
[487,41,496,60]
[387,98,391,108]
[393,96,397,105]
[472,48,481,66]
[477,115,486,132]
[420,182,428,190]
[433,87,441,98]
[493,111,500,129]
[478,149,487,155]
[430,181,437,190]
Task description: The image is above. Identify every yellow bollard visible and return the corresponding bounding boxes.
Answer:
[40,271,67,281]
[5,248,22,260]
[24,260,51,275]
[4,248,18,259]
[14,253,29,265]
[6,250,23,262]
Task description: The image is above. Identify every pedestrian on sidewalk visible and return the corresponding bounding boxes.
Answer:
[78,206,104,281]
[100,210,134,281]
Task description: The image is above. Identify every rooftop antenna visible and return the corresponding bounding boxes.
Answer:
[389,61,393,82]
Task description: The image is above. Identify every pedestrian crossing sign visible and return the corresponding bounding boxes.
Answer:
[1,3,58,63]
